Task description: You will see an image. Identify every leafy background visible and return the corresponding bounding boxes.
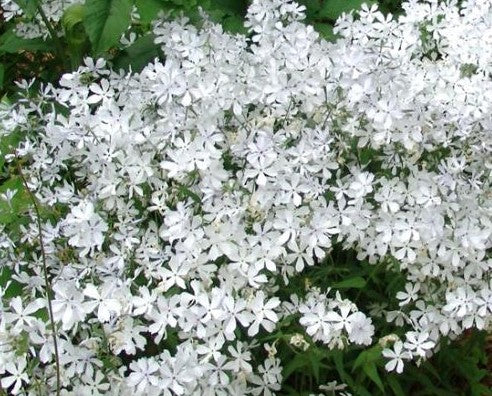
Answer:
[0,0,490,395]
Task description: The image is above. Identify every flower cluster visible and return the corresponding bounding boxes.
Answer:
[0,0,491,394]
[1,0,83,38]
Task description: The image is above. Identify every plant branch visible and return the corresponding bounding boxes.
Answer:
[17,161,61,396]
[36,2,67,68]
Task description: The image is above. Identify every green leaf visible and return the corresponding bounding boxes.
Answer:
[282,352,310,379]
[15,0,39,18]
[168,0,197,10]
[318,0,375,21]
[0,131,22,170]
[353,345,382,371]
[387,375,406,396]
[333,276,366,289]
[63,4,90,68]
[471,383,492,396]
[83,0,133,55]
[208,0,248,15]
[0,29,55,53]
[135,0,166,24]
[313,23,338,41]
[221,14,247,34]
[113,34,161,73]
[0,177,30,225]
[0,64,4,90]
[62,3,86,32]
[362,362,385,393]
[332,350,356,388]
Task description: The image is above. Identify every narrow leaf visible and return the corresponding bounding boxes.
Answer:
[362,362,385,393]
[333,276,366,289]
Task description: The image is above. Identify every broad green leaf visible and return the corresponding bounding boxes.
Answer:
[63,4,90,68]
[318,0,375,21]
[113,34,161,73]
[135,0,166,24]
[83,0,133,55]
[62,3,86,32]
[333,276,366,289]
[0,29,55,53]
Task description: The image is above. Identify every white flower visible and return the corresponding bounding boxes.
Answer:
[347,312,374,346]
[382,341,411,373]
[403,332,435,358]
[248,292,280,336]
[127,357,160,395]
[63,201,108,256]
[52,281,90,331]
[83,282,122,322]
[1,357,29,395]
[3,297,45,334]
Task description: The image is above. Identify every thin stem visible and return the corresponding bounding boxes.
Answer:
[17,162,61,396]
[36,2,67,68]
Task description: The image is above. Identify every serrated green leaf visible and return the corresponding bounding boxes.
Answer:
[333,276,366,289]
[113,34,161,73]
[318,0,375,21]
[83,0,133,55]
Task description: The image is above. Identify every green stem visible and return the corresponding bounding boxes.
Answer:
[36,2,67,68]
[17,162,61,396]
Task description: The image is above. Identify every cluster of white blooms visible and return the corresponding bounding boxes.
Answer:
[297,289,374,347]
[0,0,491,394]
[1,0,83,39]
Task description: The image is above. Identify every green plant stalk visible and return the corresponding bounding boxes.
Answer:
[17,161,61,396]
[36,3,68,69]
